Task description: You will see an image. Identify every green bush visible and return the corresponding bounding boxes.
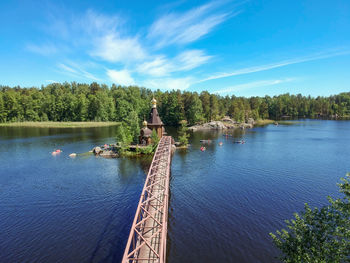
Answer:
[270,174,350,262]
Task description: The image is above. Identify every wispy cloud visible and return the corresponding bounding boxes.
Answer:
[92,34,146,63]
[143,77,193,90]
[46,9,145,63]
[79,10,120,35]
[148,2,231,48]
[214,78,295,94]
[107,69,135,86]
[137,49,211,77]
[199,49,350,83]
[27,4,239,89]
[58,62,101,81]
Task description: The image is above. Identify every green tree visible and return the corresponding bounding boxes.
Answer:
[200,91,211,122]
[0,93,6,122]
[270,174,350,262]
[125,110,140,144]
[3,90,20,121]
[151,129,159,146]
[115,123,132,147]
[185,93,204,125]
[1,84,350,123]
[178,120,190,146]
[209,94,219,121]
[160,91,184,126]
[75,94,88,121]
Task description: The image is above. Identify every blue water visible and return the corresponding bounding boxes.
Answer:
[0,120,349,262]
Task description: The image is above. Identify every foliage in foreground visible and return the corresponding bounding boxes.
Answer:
[270,174,350,262]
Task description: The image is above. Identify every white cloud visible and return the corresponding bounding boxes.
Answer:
[214,78,295,94]
[29,6,232,84]
[137,56,170,77]
[137,50,211,77]
[199,49,350,83]
[143,77,193,91]
[92,33,146,63]
[148,2,230,47]
[107,69,135,86]
[176,50,212,71]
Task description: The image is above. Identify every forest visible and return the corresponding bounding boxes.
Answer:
[0,82,349,126]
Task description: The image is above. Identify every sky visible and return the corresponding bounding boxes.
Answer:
[0,0,349,97]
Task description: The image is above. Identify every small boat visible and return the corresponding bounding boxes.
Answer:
[200,146,206,151]
[219,142,223,146]
[52,149,62,155]
[234,140,245,144]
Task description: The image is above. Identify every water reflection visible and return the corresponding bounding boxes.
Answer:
[1,121,350,263]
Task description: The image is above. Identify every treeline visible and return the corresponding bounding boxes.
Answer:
[0,82,350,125]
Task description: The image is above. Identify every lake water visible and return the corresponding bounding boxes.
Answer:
[0,120,349,263]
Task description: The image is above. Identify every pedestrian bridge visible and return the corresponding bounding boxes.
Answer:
[122,136,173,263]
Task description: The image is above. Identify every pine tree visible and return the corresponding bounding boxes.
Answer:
[126,111,140,144]
[178,120,190,147]
[151,129,159,146]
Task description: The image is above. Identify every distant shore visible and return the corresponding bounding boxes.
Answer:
[0,121,120,128]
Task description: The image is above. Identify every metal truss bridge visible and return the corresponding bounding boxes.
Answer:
[122,136,173,263]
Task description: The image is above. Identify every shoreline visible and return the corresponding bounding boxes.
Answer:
[0,121,120,128]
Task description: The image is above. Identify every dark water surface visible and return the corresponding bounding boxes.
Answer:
[1,120,349,262]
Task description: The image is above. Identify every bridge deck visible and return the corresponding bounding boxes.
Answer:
[122,136,173,263]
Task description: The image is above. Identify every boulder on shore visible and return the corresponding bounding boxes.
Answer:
[189,118,255,131]
[189,121,228,131]
[99,150,118,158]
[93,146,102,155]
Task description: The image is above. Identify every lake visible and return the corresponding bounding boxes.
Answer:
[0,120,349,262]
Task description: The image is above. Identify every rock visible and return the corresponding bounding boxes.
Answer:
[239,123,253,129]
[99,150,118,158]
[247,118,255,125]
[189,121,228,131]
[93,146,102,155]
[172,145,177,152]
[222,116,237,124]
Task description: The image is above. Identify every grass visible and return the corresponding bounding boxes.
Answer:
[255,119,275,125]
[0,121,120,128]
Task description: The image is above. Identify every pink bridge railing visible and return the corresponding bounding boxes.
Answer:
[122,136,173,263]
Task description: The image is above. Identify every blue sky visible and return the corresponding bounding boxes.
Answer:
[0,0,349,97]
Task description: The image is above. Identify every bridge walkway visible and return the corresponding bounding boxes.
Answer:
[122,136,173,263]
